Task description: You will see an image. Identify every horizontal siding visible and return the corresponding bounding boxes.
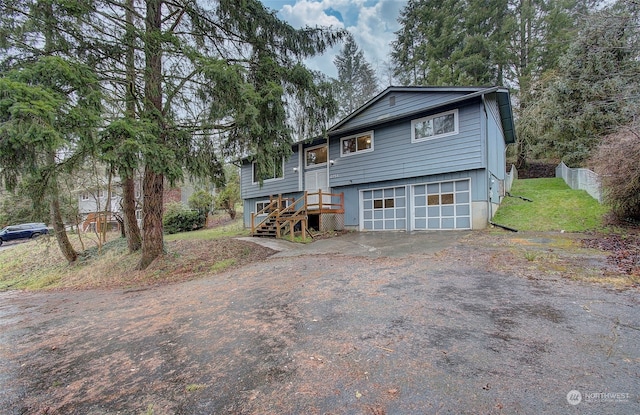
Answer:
[342,91,467,131]
[241,148,301,199]
[335,169,488,227]
[329,103,483,188]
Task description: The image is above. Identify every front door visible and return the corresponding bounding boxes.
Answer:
[305,169,329,208]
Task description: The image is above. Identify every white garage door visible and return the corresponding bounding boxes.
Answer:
[412,179,471,230]
[361,187,407,230]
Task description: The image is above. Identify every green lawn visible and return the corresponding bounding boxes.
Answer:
[164,218,248,241]
[491,178,609,232]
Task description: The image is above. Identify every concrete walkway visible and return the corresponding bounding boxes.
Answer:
[239,230,471,258]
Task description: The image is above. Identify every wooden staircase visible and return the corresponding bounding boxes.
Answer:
[251,191,344,241]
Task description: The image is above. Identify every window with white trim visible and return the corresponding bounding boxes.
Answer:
[255,200,271,214]
[305,145,327,168]
[252,157,284,184]
[255,199,289,214]
[411,109,458,142]
[341,131,373,156]
[81,192,89,201]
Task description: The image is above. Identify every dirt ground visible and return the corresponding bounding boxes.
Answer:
[0,231,639,415]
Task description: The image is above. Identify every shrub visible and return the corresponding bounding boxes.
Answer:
[188,189,214,216]
[163,202,205,234]
[590,124,640,221]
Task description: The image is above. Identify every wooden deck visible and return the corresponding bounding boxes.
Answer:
[251,191,344,240]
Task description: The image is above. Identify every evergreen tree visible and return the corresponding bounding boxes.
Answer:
[2,0,345,269]
[0,57,102,263]
[392,0,506,86]
[517,0,640,166]
[390,0,591,89]
[332,36,379,118]
[0,1,101,263]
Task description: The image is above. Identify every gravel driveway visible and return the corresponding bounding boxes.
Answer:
[0,231,638,414]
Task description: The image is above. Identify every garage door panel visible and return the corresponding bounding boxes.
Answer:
[412,179,471,230]
[456,192,469,203]
[442,218,455,229]
[361,186,407,231]
[457,217,470,228]
[442,206,455,216]
[457,205,469,215]
[456,180,469,191]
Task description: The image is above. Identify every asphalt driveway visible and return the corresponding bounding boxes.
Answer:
[0,231,638,414]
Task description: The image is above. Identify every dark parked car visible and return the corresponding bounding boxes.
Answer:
[0,223,49,245]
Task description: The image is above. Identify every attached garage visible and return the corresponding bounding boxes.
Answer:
[359,179,471,231]
[411,179,471,230]
[361,187,407,230]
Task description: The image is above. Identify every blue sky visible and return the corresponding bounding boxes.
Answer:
[259,0,407,80]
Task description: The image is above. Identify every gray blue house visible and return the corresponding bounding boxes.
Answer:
[241,86,516,232]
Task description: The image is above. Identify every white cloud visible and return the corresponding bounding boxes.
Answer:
[266,0,406,80]
[280,1,345,29]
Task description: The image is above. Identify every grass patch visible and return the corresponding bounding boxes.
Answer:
[492,178,609,232]
[165,219,248,241]
[210,258,236,273]
[185,383,207,392]
[0,219,274,291]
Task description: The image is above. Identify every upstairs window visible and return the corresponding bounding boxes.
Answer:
[252,158,284,184]
[341,131,374,156]
[412,109,458,142]
[305,145,328,168]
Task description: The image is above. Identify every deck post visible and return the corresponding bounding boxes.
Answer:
[290,219,295,242]
[251,212,255,235]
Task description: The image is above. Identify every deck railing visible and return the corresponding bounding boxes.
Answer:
[251,191,344,240]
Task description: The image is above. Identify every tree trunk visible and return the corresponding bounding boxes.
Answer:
[47,152,77,263]
[137,168,164,269]
[50,194,77,264]
[121,0,143,253]
[122,176,142,252]
[137,0,164,269]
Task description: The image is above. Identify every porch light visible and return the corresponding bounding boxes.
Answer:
[293,167,299,172]
[329,160,335,165]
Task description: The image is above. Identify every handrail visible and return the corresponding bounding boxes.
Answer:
[305,190,344,212]
[251,191,344,238]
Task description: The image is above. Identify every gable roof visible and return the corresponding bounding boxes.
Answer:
[329,86,516,144]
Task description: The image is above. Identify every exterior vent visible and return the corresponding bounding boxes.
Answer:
[389,96,396,106]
